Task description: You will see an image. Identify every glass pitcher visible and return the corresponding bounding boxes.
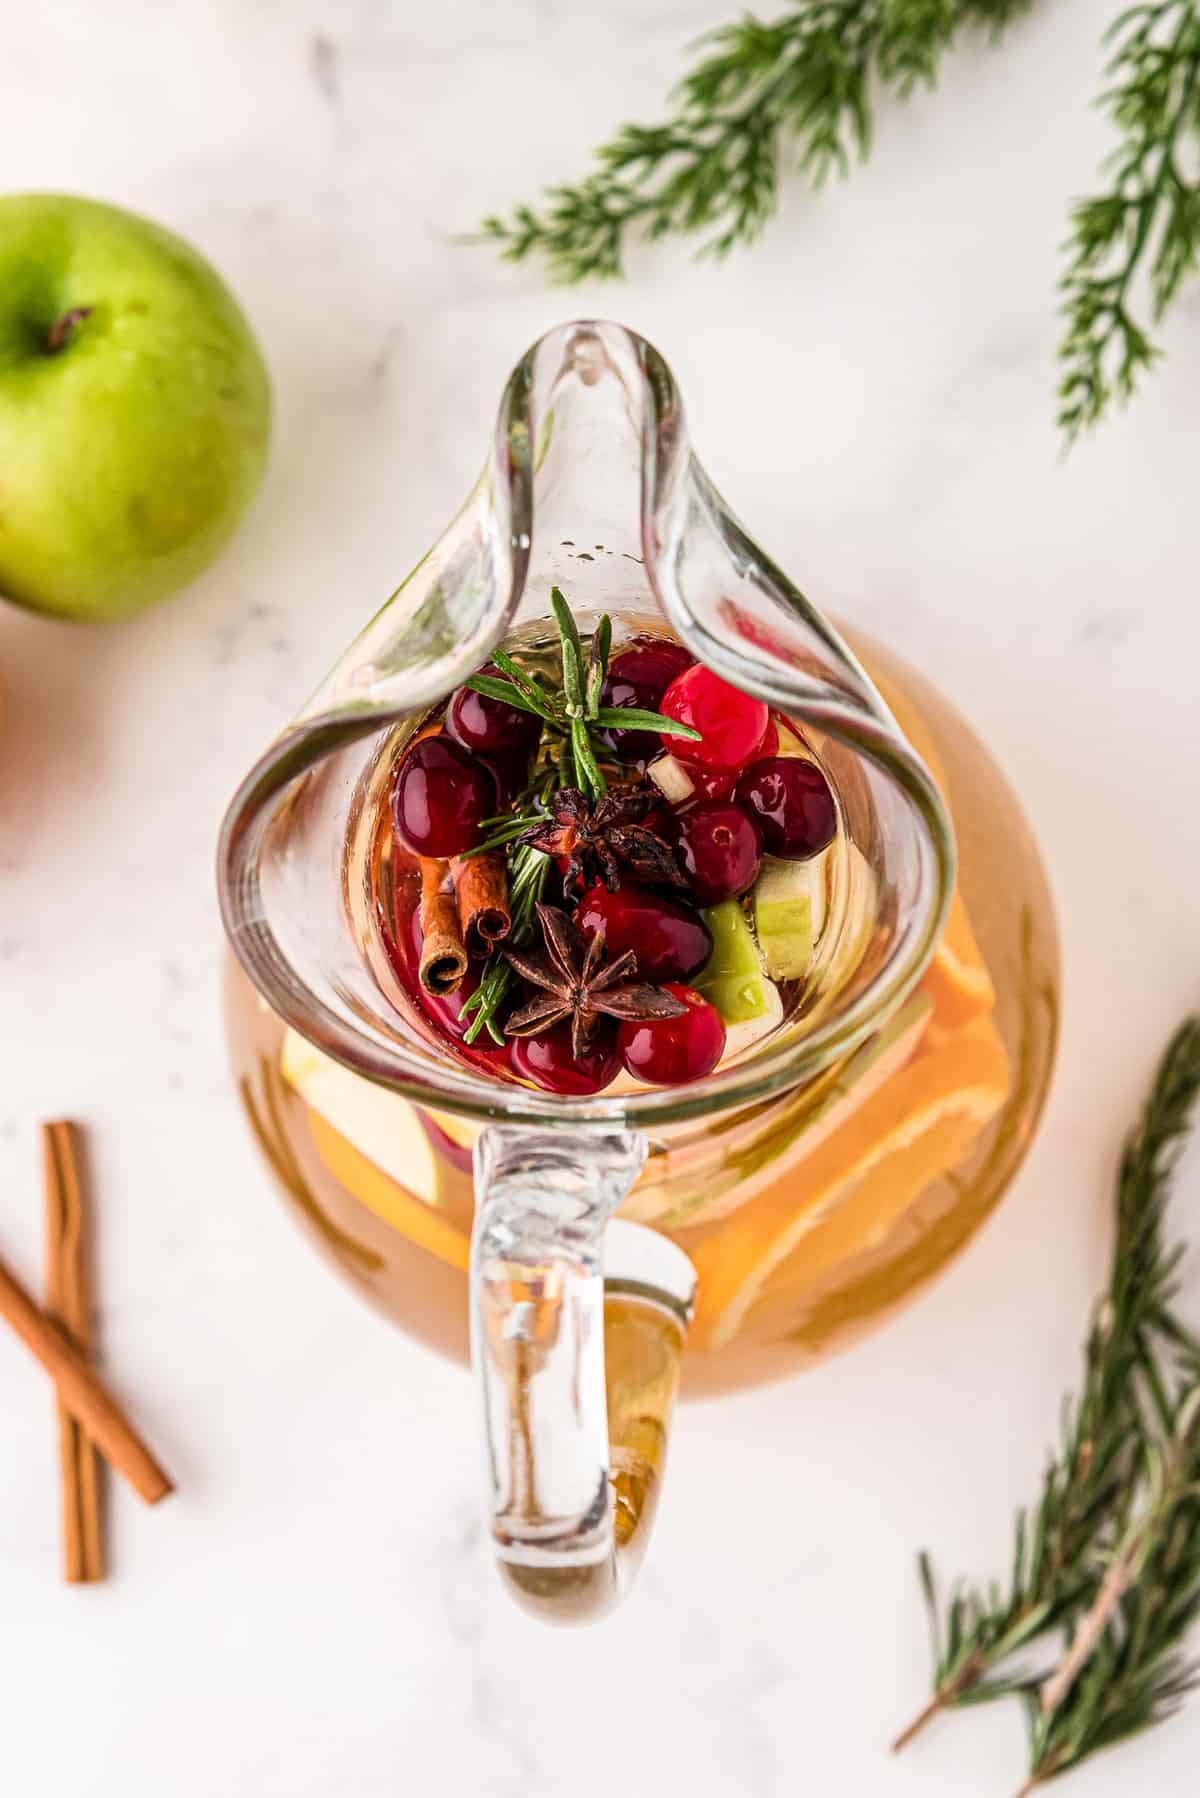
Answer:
[218,321,1058,1620]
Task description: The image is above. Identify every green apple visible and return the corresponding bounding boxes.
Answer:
[0,193,270,622]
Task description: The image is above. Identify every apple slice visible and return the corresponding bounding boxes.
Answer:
[696,901,772,1023]
[753,851,829,980]
[280,1030,439,1203]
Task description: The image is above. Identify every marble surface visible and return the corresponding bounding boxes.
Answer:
[2,2,1199,1793]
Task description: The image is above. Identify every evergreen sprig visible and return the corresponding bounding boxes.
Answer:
[484,0,1200,439]
[893,1017,1200,1781]
[1059,1,1200,439]
[483,3,1029,280]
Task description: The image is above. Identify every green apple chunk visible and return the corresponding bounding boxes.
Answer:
[0,193,271,621]
[696,899,775,1024]
[753,851,828,980]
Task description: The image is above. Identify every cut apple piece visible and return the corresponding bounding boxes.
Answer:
[753,851,828,980]
[696,901,771,1024]
[306,1112,470,1272]
[648,754,695,805]
[720,975,785,1062]
[280,1028,439,1203]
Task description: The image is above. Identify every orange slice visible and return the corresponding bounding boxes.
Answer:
[920,888,996,1034]
[688,1015,1009,1348]
[305,1109,470,1272]
[872,671,996,1032]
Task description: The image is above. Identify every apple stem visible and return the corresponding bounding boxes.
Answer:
[46,307,93,354]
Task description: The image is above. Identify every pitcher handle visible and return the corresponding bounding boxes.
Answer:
[472,1124,694,1621]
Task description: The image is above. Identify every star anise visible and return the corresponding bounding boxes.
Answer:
[516,787,685,893]
[503,904,687,1057]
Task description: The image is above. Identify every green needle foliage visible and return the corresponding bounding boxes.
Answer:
[1059,1,1200,439]
[484,0,1200,439]
[893,1017,1200,1780]
[484,1,1030,281]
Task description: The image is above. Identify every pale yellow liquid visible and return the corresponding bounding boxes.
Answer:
[225,634,1058,1398]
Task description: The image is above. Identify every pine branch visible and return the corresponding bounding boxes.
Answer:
[1059,1,1200,441]
[894,1017,1200,1751]
[483,1,1032,281]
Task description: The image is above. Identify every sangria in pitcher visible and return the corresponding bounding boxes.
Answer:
[220,322,1057,1618]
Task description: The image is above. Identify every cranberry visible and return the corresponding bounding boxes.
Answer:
[600,639,695,762]
[445,667,542,756]
[679,719,772,805]
[511,1021,620,1095]
[659,665,770,772]
[687,767,736,804]
[479,747,533,808]
[619,985,726,1086]
[670,802,763,904]
[392,736,498,858]
[734,757,837,860]
[578,884,712,983]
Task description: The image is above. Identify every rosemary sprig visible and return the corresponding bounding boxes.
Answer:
[482,1,1030,281]
[1020,1385,1200,1792]
[1058,2,1200,440]
[894,1017,1200,1751]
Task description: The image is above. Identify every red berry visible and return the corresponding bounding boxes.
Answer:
[445,667,542,756]
[688,768,735,804]
[659,665,770,772]
[392,736,498,858]
[479,747,533,808]
[619,985,725,1086]
[510,1021,620,1095]
[734,757,837,860]
[670,802,763,905]
[755,716,780,757]
[578,884,711,983]
[600,640,695,763]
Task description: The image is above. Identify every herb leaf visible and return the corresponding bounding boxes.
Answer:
[464,673,557,722]
[586,612,613,719]
[490,649,562,715]
[550,585,583,663]
[594,705,702,738]
[571,715,607,796]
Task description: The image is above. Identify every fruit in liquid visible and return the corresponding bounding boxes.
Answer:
[224,629,1058,1397]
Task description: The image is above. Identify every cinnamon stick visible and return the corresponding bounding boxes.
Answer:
[43,1122,104,1582]
[418,857,468,994]
[451,851,511,956]
[0,1253,173,1506]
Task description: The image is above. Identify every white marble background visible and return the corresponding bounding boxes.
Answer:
[2,2,1199,1793]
